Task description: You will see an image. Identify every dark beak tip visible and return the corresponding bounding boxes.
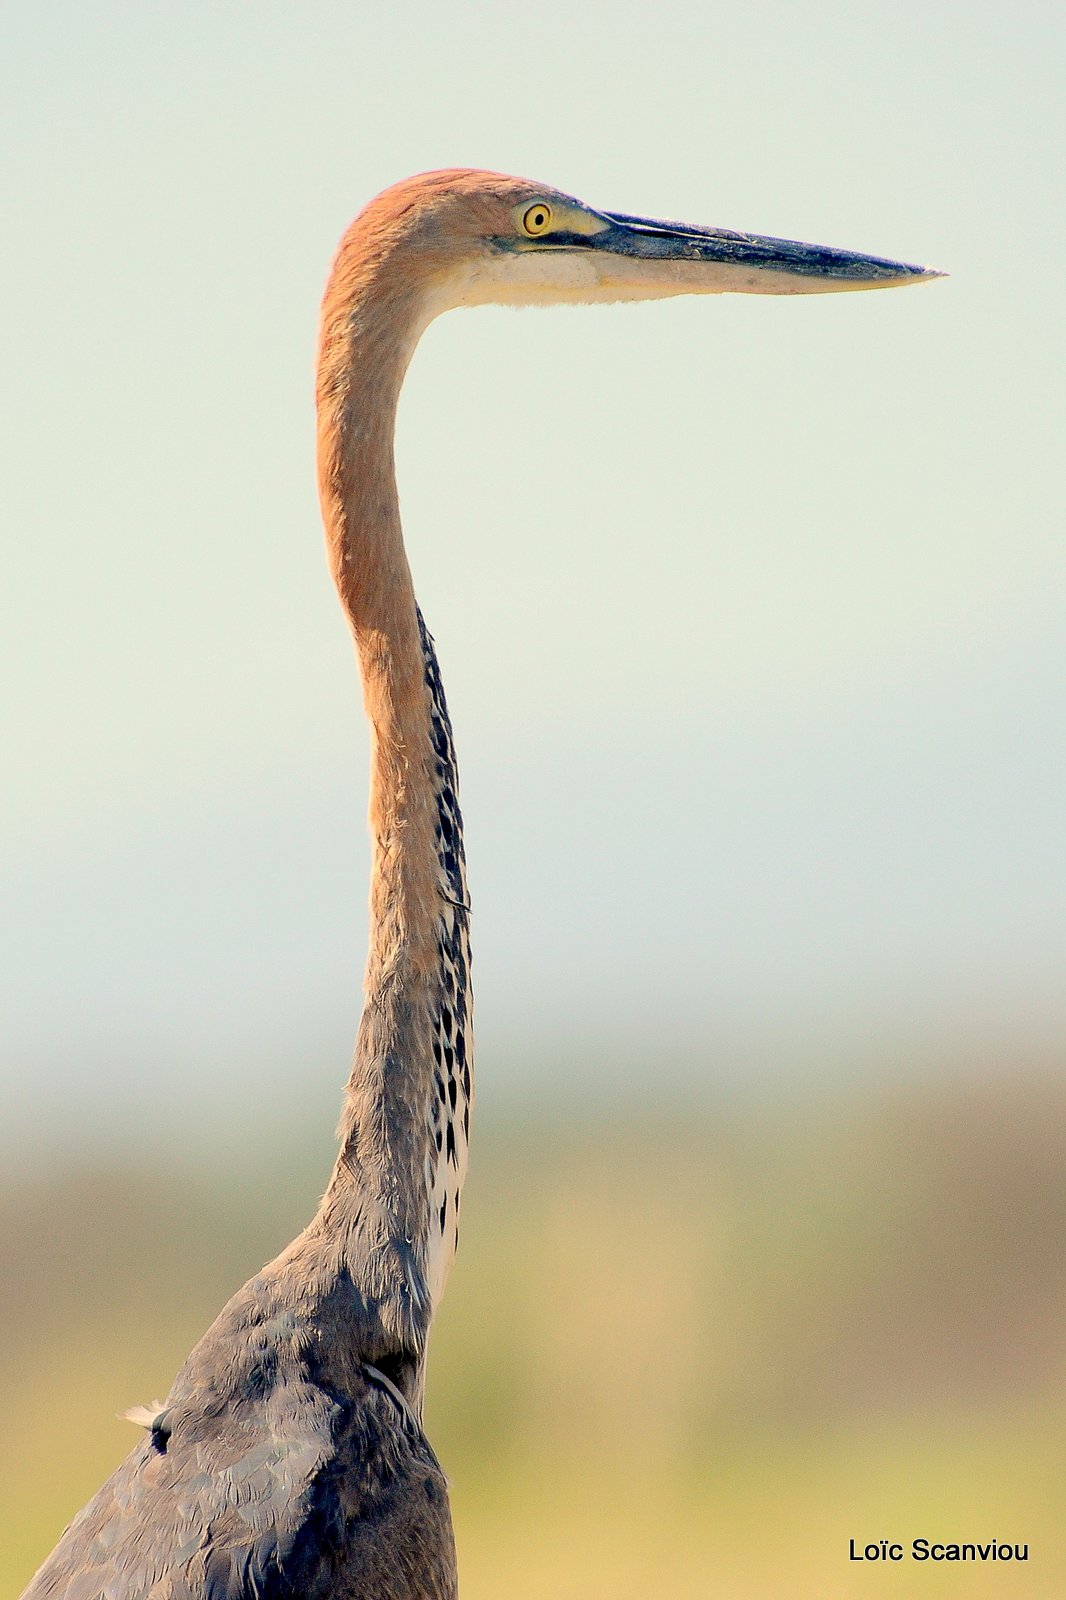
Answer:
[902,264,947,286]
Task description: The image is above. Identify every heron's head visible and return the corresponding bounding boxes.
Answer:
[340,168,942,325]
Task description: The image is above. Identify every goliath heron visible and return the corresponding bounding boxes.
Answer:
[22,170,939,1599]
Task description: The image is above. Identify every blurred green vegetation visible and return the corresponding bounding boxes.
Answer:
[4,1074,1065,1597]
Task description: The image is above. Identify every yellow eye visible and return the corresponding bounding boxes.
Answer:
[522,202,553,237]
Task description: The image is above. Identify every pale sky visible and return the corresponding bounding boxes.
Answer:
[2,2,1064,1158]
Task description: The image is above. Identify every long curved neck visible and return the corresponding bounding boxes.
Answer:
[317,278,444,1067]
[305,246,472,1379]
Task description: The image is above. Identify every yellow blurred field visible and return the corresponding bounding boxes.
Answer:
[4,1077,1064,1597]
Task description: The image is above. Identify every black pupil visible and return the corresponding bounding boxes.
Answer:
[534,211,544,226]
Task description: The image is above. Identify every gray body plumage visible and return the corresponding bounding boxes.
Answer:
[24,1266,456,1599]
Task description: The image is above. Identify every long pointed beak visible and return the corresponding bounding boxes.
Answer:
[586,209,943,295]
